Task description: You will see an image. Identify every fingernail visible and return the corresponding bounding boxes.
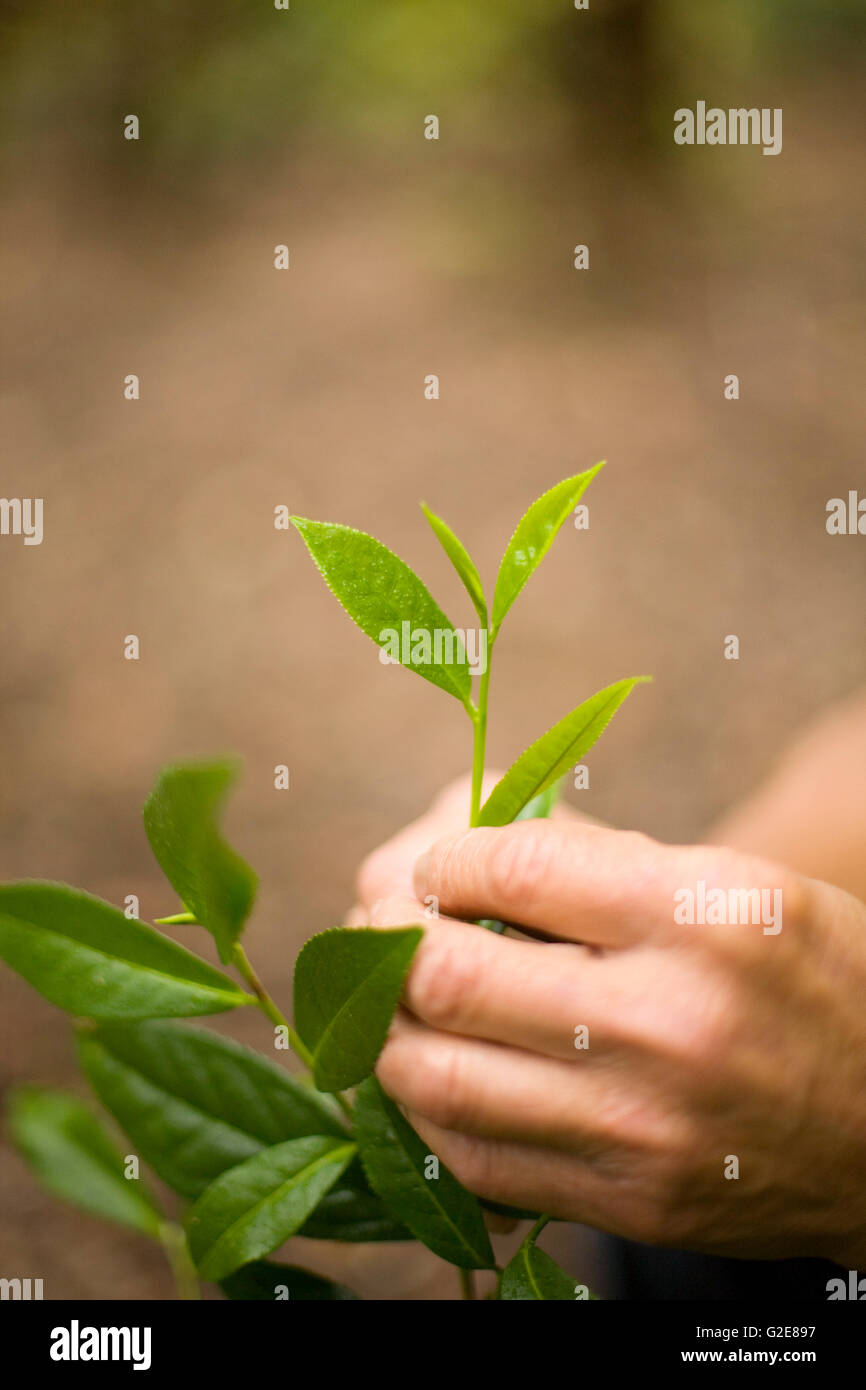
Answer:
[413,849,431,897]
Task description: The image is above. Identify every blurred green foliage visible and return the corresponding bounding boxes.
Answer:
[0,0,863,177]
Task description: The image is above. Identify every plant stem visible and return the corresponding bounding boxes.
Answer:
[462,643,496,1299]
[527,1213,552,1245]
[232,943,311,1060]
[468,645,551,1293]
[231,943,354,1120]
[159,1222,201,1301]
[469,641,493,827]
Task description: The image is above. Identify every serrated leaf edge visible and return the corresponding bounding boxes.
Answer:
[420,502,488,627]
[479,676,651,826]
[193,1138,357,1280]
[290,517,473,706]
[297,926,423,1091]
[356,1081,495,1270]
[491,463,605,633]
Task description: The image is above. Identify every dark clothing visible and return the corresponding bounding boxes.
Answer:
[607,1238,845,1301]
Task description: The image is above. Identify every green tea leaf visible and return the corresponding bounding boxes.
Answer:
[299,1158,412,1242]
[82,1020,406,1240]
[478,677,649,827]
[291,517,472,706]
[420,502,487,626]
[143,760,258,964]
[6,1086,162,1238]
[79,1021,347,1199]
[220,1260,359,1300]
[354,1077,495,1270]
[514,779,564,822]
[294,926,423,1092]
[499,1238,577,1300]
[491,465,604,634]
[187,1136,356,1281]
[0,883,251,1020]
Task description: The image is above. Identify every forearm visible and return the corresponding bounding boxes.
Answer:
[706,688,866,903]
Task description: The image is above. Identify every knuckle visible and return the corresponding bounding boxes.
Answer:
[587,1103,700,1247]
[619,827,658,859]
[411,936,482,1032]
[445,1133,498,1197]
[414,1044,473,1130]
[777,869,812,936]
[686,1012,739,1075]
[677,845,805,960]
[700,844,741,881]
[674,982,743,1072]
[603,953,741,1073]
[486,823,557,915]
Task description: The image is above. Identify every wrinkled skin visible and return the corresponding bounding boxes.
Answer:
[347,776,866,1268]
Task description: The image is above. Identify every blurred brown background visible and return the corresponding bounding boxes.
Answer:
[1,0,865,1298]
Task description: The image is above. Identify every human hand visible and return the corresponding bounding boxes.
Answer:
[353,783,866,1267]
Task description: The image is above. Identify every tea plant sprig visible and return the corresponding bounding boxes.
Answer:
[291,464,648,1297]
[291,464,646,836]
[1,468,648,1301]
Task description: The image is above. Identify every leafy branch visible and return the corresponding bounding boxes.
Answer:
[1,468,648,1300]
